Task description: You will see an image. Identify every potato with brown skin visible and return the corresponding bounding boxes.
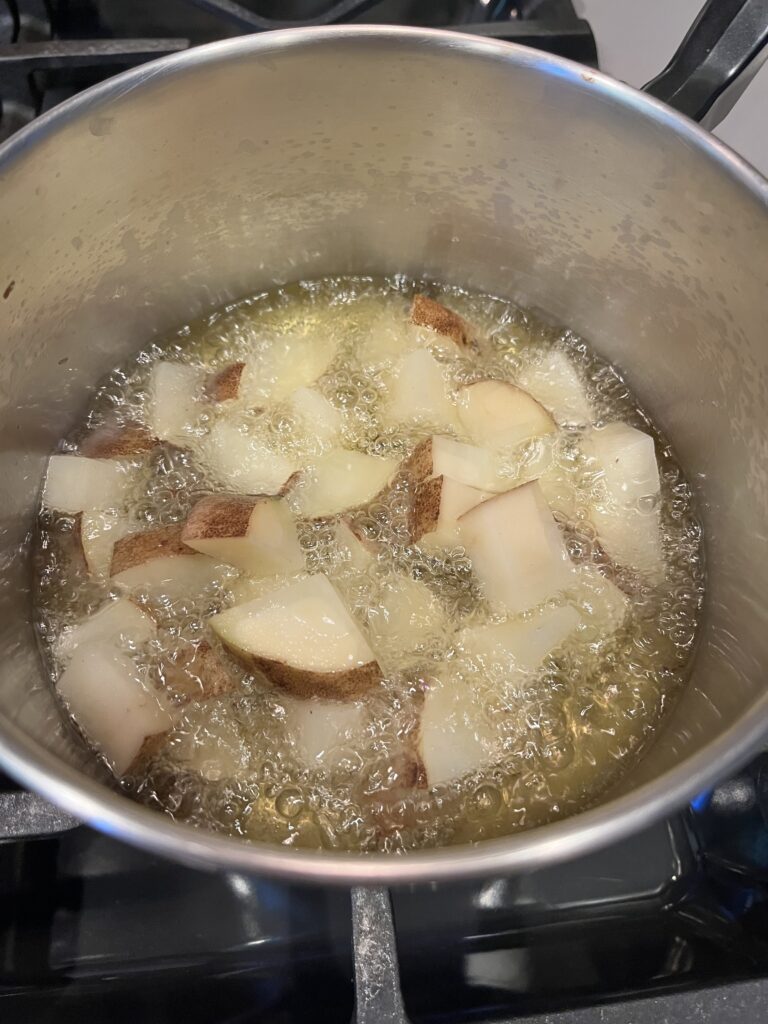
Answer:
[160,640,239,702]
[410,294,477,350]
[206,362,246,402]
[80,421,160,459]
[182,493,304,577]
[111,523,192,576]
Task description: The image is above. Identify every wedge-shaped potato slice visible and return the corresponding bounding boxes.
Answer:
[459,480,574,614]
[384,349,460,431]
[402,436,505,494]
[206,362,245,402]
[458,380,555,449]
[292,449,397,518]
[334,520,376,571]
[43,455,127,515]
[182,494,304,578]
[368,575,445,652]
[583,422,664,580]
[76,509,129,578]
[285,386,342,447]
[55,597,157,663]
[417,673,500,788]
[410,294,477,350]
[239,332,337,406]
[146,362,205,443]
[283,696,368,771]
[57,642,175,775]
[111,523,222,594]
[517,349,592,426]
[459,604,580,672]
[410,474,491,545]
[210,574,382,699]
[202,417,299,495]
[80,421,159,459]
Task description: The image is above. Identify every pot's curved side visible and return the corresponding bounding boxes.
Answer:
[0,27,766,883]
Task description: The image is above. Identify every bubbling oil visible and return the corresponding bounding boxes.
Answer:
[34,277,705,852]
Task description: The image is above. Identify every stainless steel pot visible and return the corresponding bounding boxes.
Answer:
[0,6,767,886]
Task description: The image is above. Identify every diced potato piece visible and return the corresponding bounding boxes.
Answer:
[146,362,205,443]
[292,449,397,518]
[283,697,368,771]
[80,421,159,459]
[334,520,375,571]
[77,509,129,578]
[459,604,580,672]
[384,349,460,431]
[418,674,500,788]
[210,573,382,699]
[517,349,592,426]
[182,494,304,578]
[583,422,664,580]
[57,642,174,775]
[43,455,127,515]
[285,386,342,446]
[368,575,445,651]
[410,474,491,545]
[458,380,556,449]
[206,362,245,402]
[55,598,157,663]
[410,294,477,350]
[202,417,298,495]
[459,480,574,614]
[403,436,505,493]
[110,523,222,595]
[572,564,630,636]
[239,332,337,406]
[167,699,247,781]
[355,307,418,370]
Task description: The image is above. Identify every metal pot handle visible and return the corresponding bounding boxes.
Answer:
[643,0,768,129]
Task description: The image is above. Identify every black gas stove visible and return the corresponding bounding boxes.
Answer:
[1,3,768,1022]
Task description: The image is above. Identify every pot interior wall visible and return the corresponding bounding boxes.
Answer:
[0,31,766,822]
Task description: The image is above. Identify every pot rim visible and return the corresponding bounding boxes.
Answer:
[1,25,767,885]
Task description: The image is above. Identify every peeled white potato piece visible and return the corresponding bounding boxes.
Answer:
[459,604,580,672]
[210,573,381,699]
[55,598,157,662]
[368,575,445,651]
[459,480,574,614]
[418,674,500,788]
[334,520,375,571]
[146,362,205,443]
[202,417,298,495]
[77,509,128,579]
[517,349,592,426]
[583,422,664,580]
[182,494,304,578]
[239,333,337,406]
[283,697,368,771]
[57,642,174,775]
[286,387,342,446]
[293,449,397,518]
[572,564,630,636]
[384,349,460,431]
[43,455,126,515]
[410,474,491,545]
[458,380,556,449]
[169,700,247,781]
[404,436,505,494]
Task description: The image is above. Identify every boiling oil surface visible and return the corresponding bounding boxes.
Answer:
[34,277,705,852]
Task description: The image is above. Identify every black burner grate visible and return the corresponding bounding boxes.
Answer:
[0,0,596,141]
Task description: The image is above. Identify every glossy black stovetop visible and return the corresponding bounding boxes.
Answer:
[2,757,768,1023]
